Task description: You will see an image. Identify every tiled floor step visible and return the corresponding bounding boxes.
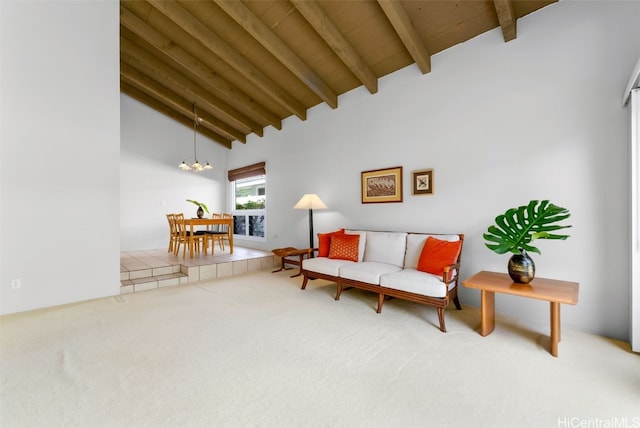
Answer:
[120,247,277,294]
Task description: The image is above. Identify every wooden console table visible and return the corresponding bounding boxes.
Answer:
[271,247,312,278]
[463,271,579,357]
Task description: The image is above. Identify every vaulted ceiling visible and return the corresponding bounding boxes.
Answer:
[120,0,557,149]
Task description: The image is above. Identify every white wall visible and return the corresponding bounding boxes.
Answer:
[120,95,229,251]
[227,1,640,341]
[631,89,640,352]
[0,1,120,314]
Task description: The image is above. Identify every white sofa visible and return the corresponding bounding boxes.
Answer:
[301,230,464,332]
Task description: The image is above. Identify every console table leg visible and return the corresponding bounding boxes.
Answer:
[290,254,305,278]
[550,302,560,357]
[480,290,495,336]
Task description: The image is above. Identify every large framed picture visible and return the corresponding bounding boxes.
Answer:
[412,169,434,195]
[361,166,403,203]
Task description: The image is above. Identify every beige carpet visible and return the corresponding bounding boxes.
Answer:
[1,271,638,428]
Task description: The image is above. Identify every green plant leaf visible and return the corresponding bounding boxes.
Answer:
[483,200,571,255]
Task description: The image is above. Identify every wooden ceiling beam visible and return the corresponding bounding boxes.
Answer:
[121,81,232,149]
[291,0,378,95]
[121,62,247,144]
[493,0,517,42]
[214,0,338,109]
[121,37,262,138]
[146,0,307,121]
[377,0,431,74]
[120,6,282,131]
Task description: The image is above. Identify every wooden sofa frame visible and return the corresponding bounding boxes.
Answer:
[300,233,464,332]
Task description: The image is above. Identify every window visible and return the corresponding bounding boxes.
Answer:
[228,162,266,242]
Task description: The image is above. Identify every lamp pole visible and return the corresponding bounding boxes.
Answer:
[308,207,314,256]
[293,194,327,258]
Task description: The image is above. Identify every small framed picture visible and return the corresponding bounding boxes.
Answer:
[361,166,403,203]
[412,169,434,195]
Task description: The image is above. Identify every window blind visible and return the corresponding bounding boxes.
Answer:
[227,162,266,182]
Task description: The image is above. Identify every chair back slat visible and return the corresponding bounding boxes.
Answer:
[166,213,177,253]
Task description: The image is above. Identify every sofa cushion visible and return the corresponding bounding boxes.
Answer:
[417,237,462,277]
[339,262,402,285]
[345,230,367,262]
[303,257,355,277]
[328,233,360,262]
[380,269,453,298]
[363,231,407,267]
[404,233,461,269]
[317,229,345,257]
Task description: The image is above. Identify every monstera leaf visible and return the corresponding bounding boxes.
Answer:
[483,200,571,255]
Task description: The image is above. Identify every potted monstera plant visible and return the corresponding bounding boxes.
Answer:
[186,199,210,218]
[483,200,572,284]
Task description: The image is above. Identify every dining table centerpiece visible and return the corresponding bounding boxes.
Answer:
[186,199,210,218]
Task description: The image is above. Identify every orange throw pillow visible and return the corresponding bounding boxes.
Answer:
[417,237,462,276]
[317,229,345,257]
[328,233,360,262]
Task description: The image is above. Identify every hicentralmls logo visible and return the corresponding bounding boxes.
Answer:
[557,417,640,428]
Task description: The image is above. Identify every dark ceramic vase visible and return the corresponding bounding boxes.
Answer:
[196,206,204,218]
[508,250,535,284]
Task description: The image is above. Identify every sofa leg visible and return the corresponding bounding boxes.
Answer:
[376,294,384,313]
[453,295,462,310]
[335,284,343,301]
[437,308,447,332]
[301,276,309,290]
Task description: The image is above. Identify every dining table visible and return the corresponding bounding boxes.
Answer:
[181,217,234,258]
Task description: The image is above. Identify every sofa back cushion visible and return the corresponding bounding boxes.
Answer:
[405,233,461,269]
[363,231,407,267]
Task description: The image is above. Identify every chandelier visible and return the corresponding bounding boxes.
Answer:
[179,102,212,172]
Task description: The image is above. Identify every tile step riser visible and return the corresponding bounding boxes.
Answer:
[120,256,277,294]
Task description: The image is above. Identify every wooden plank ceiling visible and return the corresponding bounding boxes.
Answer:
[120,0,557,149]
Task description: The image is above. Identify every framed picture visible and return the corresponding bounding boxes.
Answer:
[412,169,434,195]
[361,166,403,203]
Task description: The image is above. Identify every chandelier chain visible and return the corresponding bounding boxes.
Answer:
[179,101,212,172]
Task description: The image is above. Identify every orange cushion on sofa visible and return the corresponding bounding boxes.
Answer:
[317,229,345,257]
[328,233,360,262]
[417,237,462,276]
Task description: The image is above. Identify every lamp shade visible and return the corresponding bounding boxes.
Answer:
[293,194,328,210]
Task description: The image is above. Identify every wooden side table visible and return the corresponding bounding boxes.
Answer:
[271,247,313,278]
[463,271,579,357]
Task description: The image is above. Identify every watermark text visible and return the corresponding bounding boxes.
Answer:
[558,417,640,428]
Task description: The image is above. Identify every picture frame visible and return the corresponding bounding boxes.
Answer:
[361,166,403,203]
[412,169,434,196]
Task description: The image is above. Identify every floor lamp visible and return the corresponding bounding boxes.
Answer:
[293,194,327,257]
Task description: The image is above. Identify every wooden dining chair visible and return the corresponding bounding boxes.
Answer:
[173,213,204,258]
[215,213,233,251]
[204,213,228,252]
[166,213,179,253]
